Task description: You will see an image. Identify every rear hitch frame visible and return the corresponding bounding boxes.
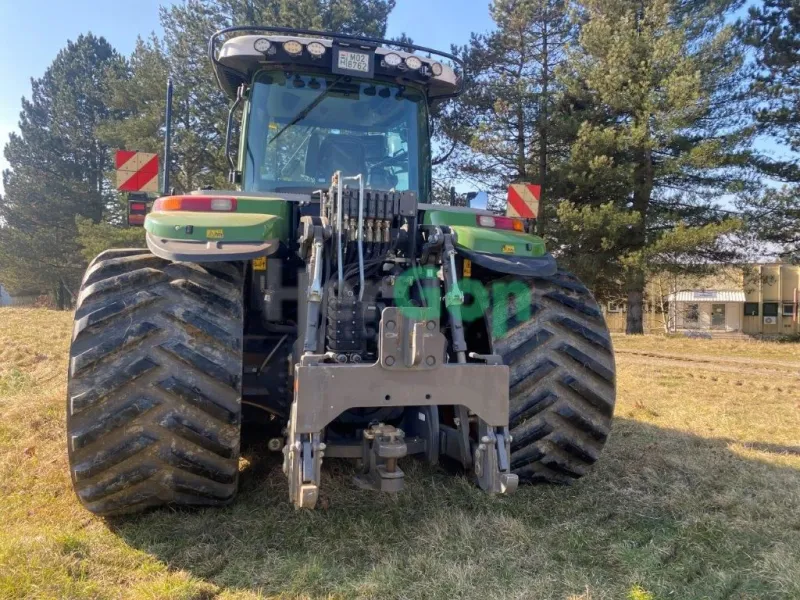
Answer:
[283,306,516,508]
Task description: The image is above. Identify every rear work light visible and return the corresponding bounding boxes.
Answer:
[476,214,524,232]
[153,196,237,212]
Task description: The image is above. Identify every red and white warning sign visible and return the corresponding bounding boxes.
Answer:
[115,150,159,193]
[506,183,541,219]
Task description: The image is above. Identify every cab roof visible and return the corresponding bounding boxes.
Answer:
[209,26,462,101]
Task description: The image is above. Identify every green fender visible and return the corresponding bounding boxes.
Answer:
[422,208,557,277]
[143,195,289,262]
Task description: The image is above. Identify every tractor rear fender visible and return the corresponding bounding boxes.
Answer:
[144,206,286,262]
[456,245,558,278]
[422,208,557,277]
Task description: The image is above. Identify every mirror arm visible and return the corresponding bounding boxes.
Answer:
[225,85,245,178]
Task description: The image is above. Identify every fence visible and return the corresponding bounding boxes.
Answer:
[603,310,665,334]
[0,294,39,307]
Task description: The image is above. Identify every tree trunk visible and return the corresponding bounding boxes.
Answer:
[515,24,527,182]
[626,269,645,334]
[55,281,65,311]
[626,118,654,335]
[516,101,527,181]
[536,20,549,237]
[656,276,669,333]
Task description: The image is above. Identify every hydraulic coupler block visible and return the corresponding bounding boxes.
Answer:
[326,291,365,355]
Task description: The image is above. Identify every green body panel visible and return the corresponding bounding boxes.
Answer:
[144,197,289,243]
[422,209,547,257]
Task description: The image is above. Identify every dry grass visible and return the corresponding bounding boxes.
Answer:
[0,307,798,600]
[612,332,800,362]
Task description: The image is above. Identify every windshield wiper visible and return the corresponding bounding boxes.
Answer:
[269,76,346,145]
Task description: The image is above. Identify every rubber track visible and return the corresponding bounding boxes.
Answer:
[67,249,243,515]
[488,270,616,483]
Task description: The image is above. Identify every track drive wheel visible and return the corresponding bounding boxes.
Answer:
[488,270,616,483]
[66,249,244,515]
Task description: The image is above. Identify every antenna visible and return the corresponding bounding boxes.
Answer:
[162,78,173,195]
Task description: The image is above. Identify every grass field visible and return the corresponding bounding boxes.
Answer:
[0,307,798,600]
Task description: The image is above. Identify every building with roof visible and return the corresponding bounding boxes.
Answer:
[665,263,799,336]
[667,290,746,332]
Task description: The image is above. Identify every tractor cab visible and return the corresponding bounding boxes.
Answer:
[210,28,461,198]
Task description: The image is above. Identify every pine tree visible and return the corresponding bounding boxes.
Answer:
[0,34,125,304]
[441,0,572,217]
[224,0,395,37]
[558,0,750,333]
[743,0,800,152]
[738,0,800,257]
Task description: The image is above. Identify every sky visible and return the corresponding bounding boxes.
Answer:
[0,0,494,195]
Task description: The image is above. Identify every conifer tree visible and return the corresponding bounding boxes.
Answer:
[558,0,750,333]
[739,0,800,257]
[0,34,124,304]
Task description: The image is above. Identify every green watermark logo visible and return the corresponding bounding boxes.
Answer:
[265,262,535,340]
[393,266,532,338]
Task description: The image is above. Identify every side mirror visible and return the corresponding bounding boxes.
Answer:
[468,191,489,210]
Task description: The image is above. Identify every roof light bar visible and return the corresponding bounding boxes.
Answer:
[210,26,467,101]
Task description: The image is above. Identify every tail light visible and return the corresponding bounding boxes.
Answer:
[476,214,524,232]
[127,195,149,227]
[152,196,237,212]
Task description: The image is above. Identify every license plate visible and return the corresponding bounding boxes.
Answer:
[337,49,370,73]
[502,244,515,254]
[206,229,224,240]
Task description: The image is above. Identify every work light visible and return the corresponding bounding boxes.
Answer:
[307,42,326,57]
[283,40,303,56]
[254,38,271,53]
[383,53,402,67]
[405,56,422,70]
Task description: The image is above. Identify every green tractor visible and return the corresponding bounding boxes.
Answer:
[66,26,616,513]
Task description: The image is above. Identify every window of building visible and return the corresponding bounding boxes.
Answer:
[686,304,699,322]
[783,303,795,317]
[763,302,779,317]
[744,302,759,316]
[607,301,623,313]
